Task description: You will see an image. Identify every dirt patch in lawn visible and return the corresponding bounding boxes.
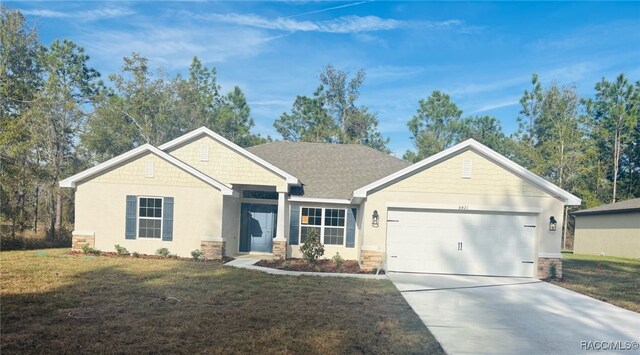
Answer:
[256,258,382,274]
[1,249,441,354]
[550,253,640,312]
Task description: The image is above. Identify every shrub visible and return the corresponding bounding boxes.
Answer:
[131,251,140,258]
[549,262,558,279]
[332,252,344,269]
[0,231,72,251]
[155,247,171,258]
[300,229,324,263]
[81,244,100,255]
[191,249,204,260]
[114,244,129,256]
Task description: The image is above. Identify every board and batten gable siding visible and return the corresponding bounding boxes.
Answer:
[166,136,289,191]
[573,212,640,259]
[73,151,224,257]
[361,149,566,257]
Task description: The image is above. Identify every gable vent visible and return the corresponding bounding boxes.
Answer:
[462,159,472,179]
[200,144,209,162]
[145,160,154,178]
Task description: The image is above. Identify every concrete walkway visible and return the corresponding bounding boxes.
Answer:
[225,257,387,280]
[389,272,640,355]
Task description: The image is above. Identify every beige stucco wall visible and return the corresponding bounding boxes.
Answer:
[74,152,226,258]
[167,136,288,192]
[287,202,359,260]
[573,212,640,259]
[361,149,566,264]
[222,195,241,257]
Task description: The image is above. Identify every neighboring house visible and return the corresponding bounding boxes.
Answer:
[572,198,640,259]
[60,127,580,278]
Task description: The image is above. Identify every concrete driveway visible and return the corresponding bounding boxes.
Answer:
[388,272,640,354]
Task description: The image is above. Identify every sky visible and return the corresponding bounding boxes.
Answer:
[9,1,640,156]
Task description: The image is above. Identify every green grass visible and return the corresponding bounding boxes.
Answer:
[1,249,443,354]
[554,252,640,312]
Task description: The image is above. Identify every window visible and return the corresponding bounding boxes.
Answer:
[300,207,322,243]
[139,197,162,238]
[300,207,346,245]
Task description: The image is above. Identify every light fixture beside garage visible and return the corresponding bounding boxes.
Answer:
[549,216,557,232]
[372,210,379,227]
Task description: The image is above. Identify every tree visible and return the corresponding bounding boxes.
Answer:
[28,39,102,237]
[215,86,266,147]
[84,55,264,159]
[457,115,508,155]
[404,91,462,162]
[274,65,389,152]
[0,5,44,235]
[584,74,640,202]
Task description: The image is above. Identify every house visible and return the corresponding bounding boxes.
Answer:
[60,127,581,278]
[572,198,640,259]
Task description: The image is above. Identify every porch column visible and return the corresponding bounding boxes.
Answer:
[273,191,287,259]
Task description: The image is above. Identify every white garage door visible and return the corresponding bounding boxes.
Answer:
[386,209,537,277]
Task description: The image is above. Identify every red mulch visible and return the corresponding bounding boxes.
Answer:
[255,258,383,274]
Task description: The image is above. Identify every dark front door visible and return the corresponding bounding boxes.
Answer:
[239,204,278,253]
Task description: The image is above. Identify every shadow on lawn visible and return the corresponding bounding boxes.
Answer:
[1,254,441,354]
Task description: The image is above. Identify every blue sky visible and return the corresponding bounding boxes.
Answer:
[10,1,640,156]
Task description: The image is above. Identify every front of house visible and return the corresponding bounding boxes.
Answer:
[61,127,581,278]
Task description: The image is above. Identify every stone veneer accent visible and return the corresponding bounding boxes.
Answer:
[537,257,563,279]
[272,240,287,259]
[361,250,384,270]
[201,240,225,260]
[72,234,95,251]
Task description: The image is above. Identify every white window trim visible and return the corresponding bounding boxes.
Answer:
[137,196,163,239]
[299,207,347,246]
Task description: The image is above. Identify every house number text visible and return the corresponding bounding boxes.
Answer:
[458,205,469,210]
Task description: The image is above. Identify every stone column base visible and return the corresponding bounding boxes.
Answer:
[538,257,563,279]
[201,240,225,260]
[361,250,384,270]
[72,234,95,251]
[273,239,287,259]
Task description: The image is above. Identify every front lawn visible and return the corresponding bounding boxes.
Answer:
[552,252,640,312]
[0,249,442,354]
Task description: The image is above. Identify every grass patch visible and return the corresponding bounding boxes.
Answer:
[552,252,640,312]
[1,249,442,354]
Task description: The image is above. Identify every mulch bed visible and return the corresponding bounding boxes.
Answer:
[68,250,233,263]
[256,258,384,274]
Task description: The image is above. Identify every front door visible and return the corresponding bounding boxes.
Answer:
[239,204,278,253]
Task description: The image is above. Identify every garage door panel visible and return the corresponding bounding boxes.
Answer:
[387,209,536,277]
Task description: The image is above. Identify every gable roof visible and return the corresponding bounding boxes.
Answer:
[247,141,411,200]
[59,144,235,195]
[158,127,300,185]
[353,139,582,205]
[572,198,640,216]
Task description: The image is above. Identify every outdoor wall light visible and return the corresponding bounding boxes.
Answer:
[372,210,379,227]
[549,216,557,232]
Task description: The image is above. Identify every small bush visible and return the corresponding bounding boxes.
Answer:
[191,249,204,260]
[131,251,140,258]
[332,252,344,269]
[300,229,324,264]
[549,262,558,279]
[81,244,100,255]
[114,244,129,256]
[155,247,171,258]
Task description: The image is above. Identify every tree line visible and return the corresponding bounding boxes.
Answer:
[1,6,639,242]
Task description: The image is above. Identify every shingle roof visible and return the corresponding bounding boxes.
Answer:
[572,198,640,216]
[247,141,411,199]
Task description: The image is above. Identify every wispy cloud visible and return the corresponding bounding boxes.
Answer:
[199,13,401,33]
[469,98,520,114]
[283,1,373,19]
[21,7,134,21]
